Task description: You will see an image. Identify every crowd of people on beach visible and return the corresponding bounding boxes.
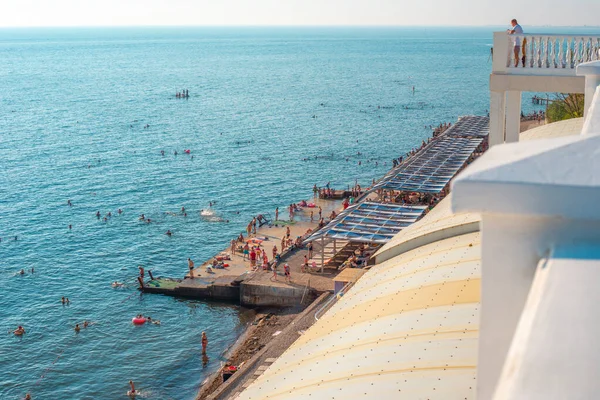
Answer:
[189,196,334,286]
[521,110,545,122]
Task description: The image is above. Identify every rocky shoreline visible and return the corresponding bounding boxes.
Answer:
[196,293,331,399]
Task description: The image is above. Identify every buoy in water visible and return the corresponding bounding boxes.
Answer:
[132,317,146,325]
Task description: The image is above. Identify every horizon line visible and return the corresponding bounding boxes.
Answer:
[1,24,599,29]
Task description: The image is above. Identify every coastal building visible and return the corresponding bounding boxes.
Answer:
[233,45,600,400]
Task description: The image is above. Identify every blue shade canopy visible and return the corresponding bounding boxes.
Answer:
[444,116,490,138]
[305,202,428,244]
[371,126,486,193]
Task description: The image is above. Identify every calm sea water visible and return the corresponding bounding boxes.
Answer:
[0,26,545,399]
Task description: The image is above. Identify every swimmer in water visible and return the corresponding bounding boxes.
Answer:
[128,380,137,397]
[96,211,101,219]
[118,209,123,215]
[31,267,34,273]
[19,269,25,275]
[83,320,89,328]
[165,230,172,236]
[25,393,31,400]
[112,281,124,288]
[74,324,80,333]
[69,224,72,230]
[181,206,185,213]
[13,326,26,335]
[146,316,160,325]
[139,214,145,221]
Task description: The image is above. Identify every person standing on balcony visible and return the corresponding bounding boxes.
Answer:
[508,19,524,67]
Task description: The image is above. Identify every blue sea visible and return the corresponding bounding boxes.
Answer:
[0,26,545,399]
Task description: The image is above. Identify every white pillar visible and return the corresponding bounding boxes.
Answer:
[505,91,521,143]
[476,214,541,400]
[576,61,600,118]
[489,90,506,146]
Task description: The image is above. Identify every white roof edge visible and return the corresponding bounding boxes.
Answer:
[375,220,480,263]
[451,133,600,220]
[452,179,600,220]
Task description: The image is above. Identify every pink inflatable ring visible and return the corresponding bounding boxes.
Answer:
[132,317,146,325]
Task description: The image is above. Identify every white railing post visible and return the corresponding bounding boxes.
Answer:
[493,31,510,73]
[558,38,567,68]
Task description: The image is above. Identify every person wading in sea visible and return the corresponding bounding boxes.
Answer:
[201,332,208,355]
[188,258,195,279]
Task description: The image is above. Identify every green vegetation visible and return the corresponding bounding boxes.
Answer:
[546,93,585,123]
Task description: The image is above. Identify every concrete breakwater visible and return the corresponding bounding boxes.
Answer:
[142,273,317,307]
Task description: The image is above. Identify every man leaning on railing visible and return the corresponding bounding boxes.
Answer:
[508,19,524,67]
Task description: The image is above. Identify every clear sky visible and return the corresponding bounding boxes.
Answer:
[2,0,599,28]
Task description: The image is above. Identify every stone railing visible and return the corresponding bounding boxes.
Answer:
[493,32,600,76]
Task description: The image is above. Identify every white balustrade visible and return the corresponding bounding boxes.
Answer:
[493,32,600,76]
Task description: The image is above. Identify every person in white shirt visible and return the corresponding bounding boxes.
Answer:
[508,19,524,67]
